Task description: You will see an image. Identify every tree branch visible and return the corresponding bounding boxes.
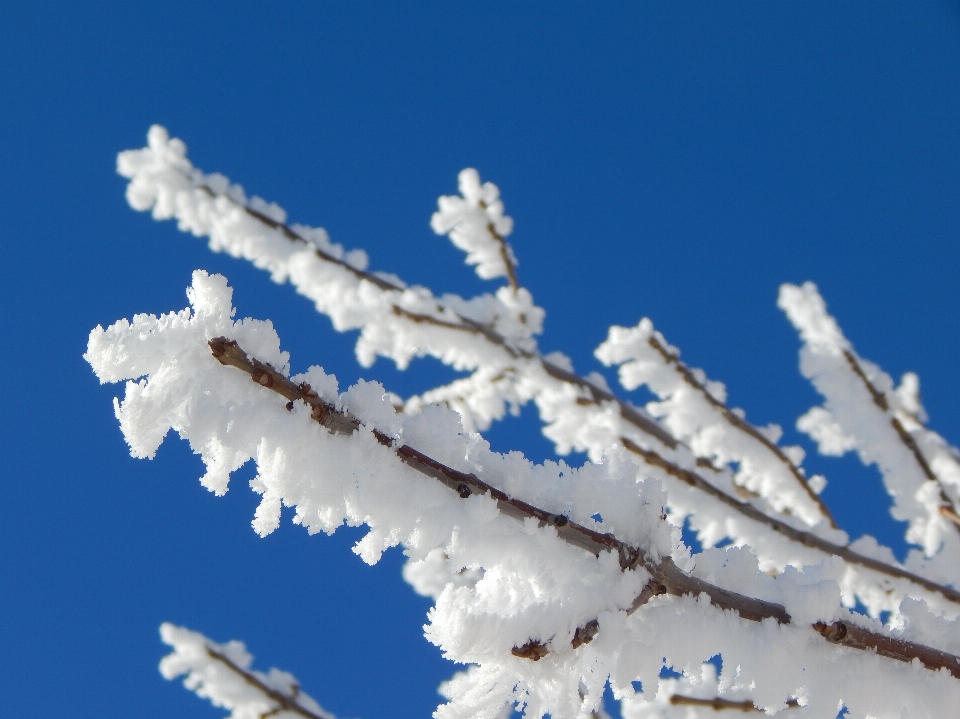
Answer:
[207,336,960,681]
[204,646,329,719]
[209,336,788,621]
[195,177,846,546]
[814,620,960,679]
[647,334,837,527]
[477,197,519,290]
[620,437,960,606]
[842,349,960,531]
[668,695,799,712]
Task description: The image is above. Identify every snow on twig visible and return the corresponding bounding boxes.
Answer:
[88,271,960,719]
[160,623,333,719]
[780,282,960,584]
[116,128,940,616]
[430,167,520,288]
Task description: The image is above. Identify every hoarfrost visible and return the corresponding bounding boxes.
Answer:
[87,272,960,719]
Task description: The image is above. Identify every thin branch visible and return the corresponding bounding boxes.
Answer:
[209,336,788,621]
[941,506,960,529]
[390,305,521,359]
[221,190,399,293]
[539,359,678,448]
[207,337,960,681]
[814,620,960,680]
[205,646,330,719]
[619,437,960,606]
[210,183,526,352]
[476,198,519,290]
[668,695,799,712]
[647,335,838,527]
[190,179,960,628]
[842,350,960,528]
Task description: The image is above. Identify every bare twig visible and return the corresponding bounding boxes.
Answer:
[491,222,520,291]
[647,335,837,527]
[390,304,522,359]
[207,337,960,679]
[205,646,329,719]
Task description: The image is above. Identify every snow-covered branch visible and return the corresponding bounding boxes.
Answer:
[780,282,960,583]
[203,333,960,680]
[206,333,792,631]
[430,168,520,289]
[160,623,334,719]
[87,271,960,718]
[617,436,960,606]
[115,127,954,624]
[596,323,835,526]
[620,663,799,718]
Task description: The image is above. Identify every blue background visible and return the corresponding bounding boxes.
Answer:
[1,3,959,717]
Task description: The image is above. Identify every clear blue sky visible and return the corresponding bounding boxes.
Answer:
[1,3,959,718]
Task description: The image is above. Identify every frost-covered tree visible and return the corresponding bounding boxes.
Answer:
[85,126,960,719]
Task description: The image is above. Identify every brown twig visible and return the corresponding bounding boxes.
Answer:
[647,335,837,527]
[842,350,960,531]
[476,198,519,290]
[207,337,960,680]
[619,437,960,606]
[491,223,520,291]
[668,695,799,712]
[209,337,787,625]
[205,646,329,719]
[196,178,842,538]
[814,620,960,680]
[188,179,960,626]
[390,305,522,359]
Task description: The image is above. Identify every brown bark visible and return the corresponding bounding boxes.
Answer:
[814,620,960,680]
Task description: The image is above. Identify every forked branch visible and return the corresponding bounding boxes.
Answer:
[207,336,960,680]
[198,176,833,532]
[647,334,837,526]
[842,349,960,530]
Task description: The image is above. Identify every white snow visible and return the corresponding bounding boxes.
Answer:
[87,271,960,719]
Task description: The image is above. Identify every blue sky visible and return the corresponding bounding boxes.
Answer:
[1,3,959,717]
